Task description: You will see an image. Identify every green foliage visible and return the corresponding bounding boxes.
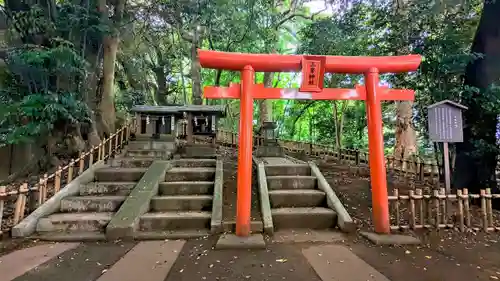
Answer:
[0,41,90,145]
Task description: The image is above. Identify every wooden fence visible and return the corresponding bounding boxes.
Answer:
[390,187,499,232]
[215,129,500,233]
[0,121,135,235]
[215,130,442,184]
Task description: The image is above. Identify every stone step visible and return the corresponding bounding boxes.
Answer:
[159,181,214,195]
[139,211,211,231]
[271,207,337,229]
[150,195,213,211]
[109,157,154,168]
[80,182,136,196]
[267,176,317,190]
[94,167,147,182]
[60,196,126,212]
[265,164,311,176]
[165,167,216,181]
[134,134,175,142]
[36,212,113,233]
[222,220,263,233]
[125,149,171,158]
[127,140,175,150]
[173,159,216,168]
[269,189,326,208]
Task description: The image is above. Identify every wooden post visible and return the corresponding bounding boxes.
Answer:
[43,174,48,202]
[114,132,119,153]
[98,143,102,161]
[120,128,125,148]
[135,113,141,134]
[108,135,113,158]
[55,166,62,193]
[68,160,74,183]
[457,189,464,232]
[443,142,451,194]
[0,186,5,233]
[186,113,194,144]
[463,188,471,228]
[37,177,44,206]
[89,147,94,168]
[13,184,27,225]
[79,152,85,174]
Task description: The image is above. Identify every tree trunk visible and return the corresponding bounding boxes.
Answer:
[453,0,500,191]
[100,35,118,134]
[393,101,417,159]
[392,0,417,160]
[259,72,274,127]
[191,26,202,105]
[155,66,167,105]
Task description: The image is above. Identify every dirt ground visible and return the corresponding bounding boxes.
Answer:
[318,161,500,281]
[2,147,500,281]
[219,148,262,223]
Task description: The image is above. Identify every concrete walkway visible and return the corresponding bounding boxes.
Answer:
[0,239,391,281]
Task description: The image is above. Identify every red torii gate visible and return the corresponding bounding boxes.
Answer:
[198,50,422,237]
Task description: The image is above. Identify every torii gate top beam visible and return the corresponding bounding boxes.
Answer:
[198,50,421,74]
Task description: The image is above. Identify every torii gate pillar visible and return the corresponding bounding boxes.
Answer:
[199,50,422,237]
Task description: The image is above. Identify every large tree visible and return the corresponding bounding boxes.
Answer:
[453,0,500,190]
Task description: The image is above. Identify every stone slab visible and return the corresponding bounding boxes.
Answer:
[215,233,266,249]
[253,158,273,235]
[272,229,346,244]
[360,231,421,245]
[210,159,224,233]
[12,161,107,237]
[106,161,172,239]
[262,157,296,165]
[310,162,356,233]
[0,243,80,281]
[96,241,185,281]
[303,244,391,281]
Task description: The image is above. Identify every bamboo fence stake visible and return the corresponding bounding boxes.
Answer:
[481,189,488,232]
[394,189,400,229]
[68,160,74,183]
[434,189,440,229]
[55,166,61,193]
[486,188,493,229]
[409,190,416,229]
[79,152,84,174]
[108,136,112,158]
[457,189,464,232]
[13,184,25,225]
[416,189,424,228]
[463,189,471,228]
[0,186,5,234]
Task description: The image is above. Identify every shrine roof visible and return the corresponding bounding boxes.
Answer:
[131,105,226,116]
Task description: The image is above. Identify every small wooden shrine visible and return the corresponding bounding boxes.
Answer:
[130,105,226,142]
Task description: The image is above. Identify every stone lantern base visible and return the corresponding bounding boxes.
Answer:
[254,145,285,157]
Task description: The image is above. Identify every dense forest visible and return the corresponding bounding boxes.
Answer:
[0,0,499,190]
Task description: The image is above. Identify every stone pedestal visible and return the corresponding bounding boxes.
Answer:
[254,143,285,157]
[181,143,217,159]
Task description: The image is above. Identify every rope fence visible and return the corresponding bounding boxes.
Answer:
[0,121,135,235]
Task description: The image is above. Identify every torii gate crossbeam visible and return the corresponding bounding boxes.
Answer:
[199,50,422,237]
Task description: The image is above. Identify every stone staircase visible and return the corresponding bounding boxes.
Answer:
[34,136,176,240]
[35,165,148,239]
[265,163,337,230]
[137,159,217,238]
